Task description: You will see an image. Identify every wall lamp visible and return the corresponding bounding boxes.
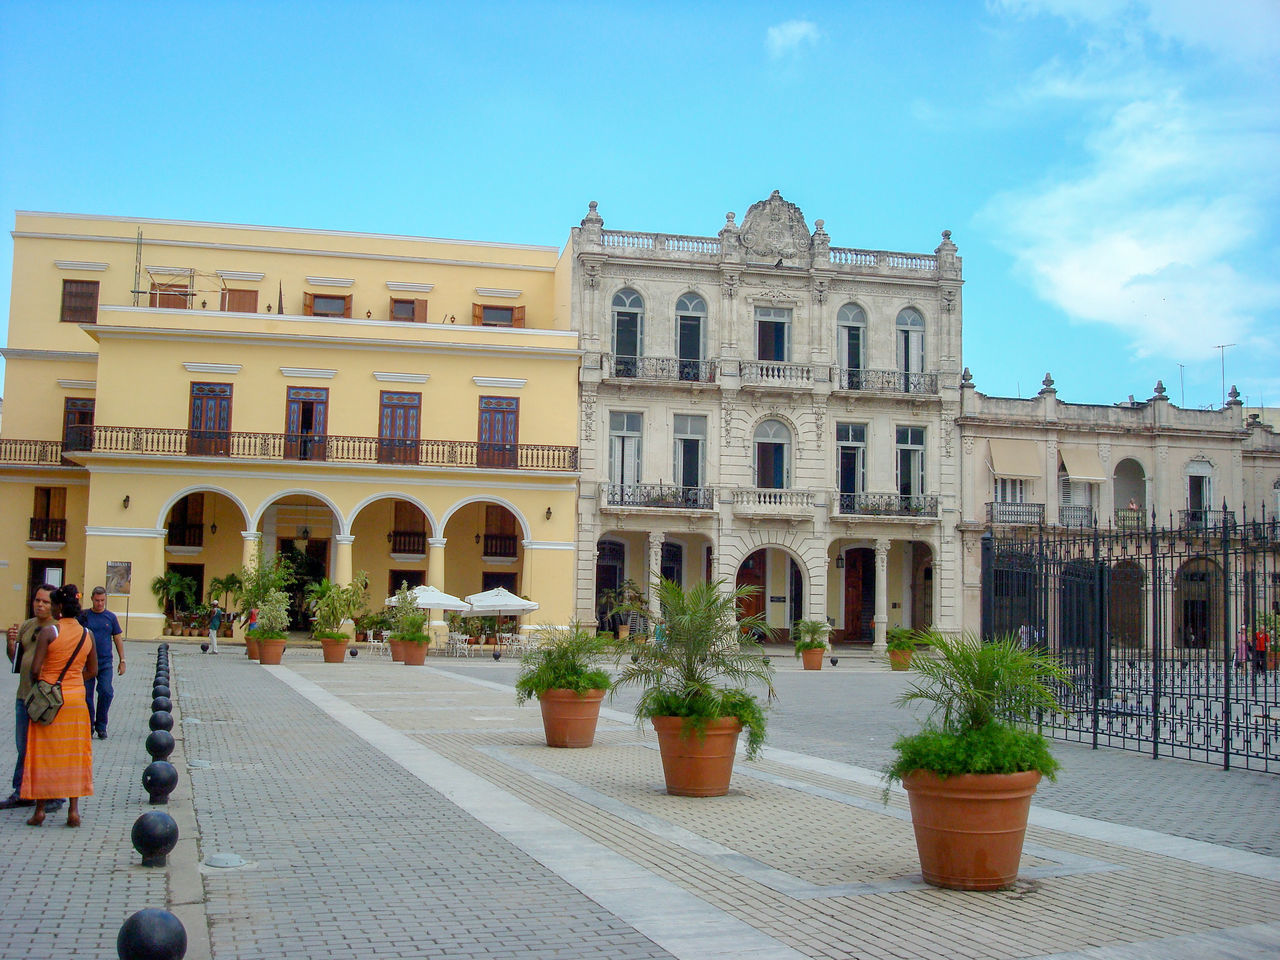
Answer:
[545,507,553,520]
[122,495,130,509]
[835,553,844,568]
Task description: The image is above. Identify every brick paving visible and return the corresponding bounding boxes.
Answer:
[2,639,1278,959]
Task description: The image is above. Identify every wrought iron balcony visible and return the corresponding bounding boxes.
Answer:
[833,367,939,395]
[389,530,427,555]
[604,355,716,383]
[837,492,939,518]
[603,483,715,510]
[483,534,519,558]
[740,361,815,388]
[987,501,1046,525]
[0,439,65,465]
[1059,504,1095,528]
[1114,507,1146,530]
[85,426,578,472]
[1179,509,1236,531]
[28,517,66,542]
[166,522,204,548]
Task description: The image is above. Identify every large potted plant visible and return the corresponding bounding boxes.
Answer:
[886,627,917,671]
[885,630,1070,890]
[252,590,292,665]
[792,619,830,670]
[613,578,775,797]
[238,548,295,660]
[307,573,370,663]
[514,623,613,747]
[151,570,197,636]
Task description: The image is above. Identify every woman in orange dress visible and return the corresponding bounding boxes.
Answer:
[22,584,97,827]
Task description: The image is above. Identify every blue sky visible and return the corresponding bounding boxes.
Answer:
[2,0,1277,408]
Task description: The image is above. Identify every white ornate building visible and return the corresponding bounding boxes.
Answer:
[567,192,965,648]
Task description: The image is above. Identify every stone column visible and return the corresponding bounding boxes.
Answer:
[333,535,354,586]
[648,531,663,621]
[872,538,890,653]
[427,538,447,590]
[241,531,262,570]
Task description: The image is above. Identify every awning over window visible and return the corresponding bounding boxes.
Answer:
[988,439,1041,479]
[1059,445,1107,483]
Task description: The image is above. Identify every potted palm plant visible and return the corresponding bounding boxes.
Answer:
[792,619,831,670]
[307,572,370,662]
[613,578,775,797]
[252,589,292,665]
[238,547,295,660]
[884,630,1070,890]
[515,623,613,747]
[151,570,197,636]
[886,627,917,671]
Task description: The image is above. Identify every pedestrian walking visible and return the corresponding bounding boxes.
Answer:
[79,586,124,738]
[207,600,222,654]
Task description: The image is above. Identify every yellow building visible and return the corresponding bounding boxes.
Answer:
[1,212,580,637]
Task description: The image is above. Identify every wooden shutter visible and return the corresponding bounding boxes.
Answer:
[413,299,428,323]
[512,306,525,328]
[49,487,67,519]
[303,292,315,316]
[221,288,258,312]
[342,295,352,318]
[472,303,483,325]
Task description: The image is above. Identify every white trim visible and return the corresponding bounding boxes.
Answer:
[472,377,527,389]
[373,372,429,383]
[84,462,580,488]
[183,362,242,374]
[279,367,337,379]
[474,287,522,298]
[0,348,97,362]
[26,541,66,552]
[305,276,355,287]
[56,379,96,390]
[146,265,194,276]
[390,552,427,563]
[520,541,575,551]
[386,282,435,293]
[85,526,166,538]
[165,545,202,556]
[216,270,265,282]
[54,260,108,271]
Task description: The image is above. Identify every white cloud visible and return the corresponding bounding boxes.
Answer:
[766,20,821,59]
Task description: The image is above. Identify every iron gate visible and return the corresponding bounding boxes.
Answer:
[981,513,1280,773]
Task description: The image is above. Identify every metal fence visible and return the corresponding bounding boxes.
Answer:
[981,513,1280,773]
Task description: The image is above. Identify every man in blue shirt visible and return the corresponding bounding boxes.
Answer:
[80,586,125,739]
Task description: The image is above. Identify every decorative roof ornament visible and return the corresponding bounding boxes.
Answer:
[738,190,811,265]
[1153,380,1166,397]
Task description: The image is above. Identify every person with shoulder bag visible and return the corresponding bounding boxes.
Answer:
[21,584,97,827]
[3,584,61,810]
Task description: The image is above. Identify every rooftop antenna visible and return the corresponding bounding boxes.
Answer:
[1176,362,1185,406]
[1214,344,1234,408]
[131,229,143,306]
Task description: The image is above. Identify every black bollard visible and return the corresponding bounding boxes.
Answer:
[117,908,187,960]
[349,647,358,657]
[142,761,178,805]
[200,643,209,653]
[145,730,175,762]
[131,811,179,867]
[149,711,174,733]
[151,696,173,713]
[830,657,839,667]
[493,649,501,661]
[152,685,171,700]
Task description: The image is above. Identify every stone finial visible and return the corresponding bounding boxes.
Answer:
[580,200,604,243]
[811,218,829,259]
[719,211,741,260]
[1228,384,1241,404]
[935,229,960,279]
[1042,372,1055,389]
[1153,380,1166,397]
[961,367,973,384]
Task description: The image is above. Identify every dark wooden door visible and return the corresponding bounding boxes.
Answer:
[477,397,519,469]
[285,387,328,461]
[188,383,231,456]
[378,392,420,465]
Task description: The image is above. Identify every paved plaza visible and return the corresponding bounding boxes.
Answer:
[2,641,1279,960]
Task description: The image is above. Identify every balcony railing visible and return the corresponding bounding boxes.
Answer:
[833,367,939,395]
[840,492,939,518]
[604,483,715,510]
[604,355,716,383]
[166,522,204,548]
[740,361,814,387]
[87,426,578,471]
[389,530,427,554]
[0,439,65,465]
[732,488,815,510]
[987,502,1046,525]
[1059,504,1094,528]
[483,534,519,558]
[1179,509,1236,530]
[28,517,66,542]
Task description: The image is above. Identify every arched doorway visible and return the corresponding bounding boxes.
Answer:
[736,548,803,641]
[911,543,934,631]
[1109,560,1144,648]
[838,547,875,645]
[1175,558,1221,650]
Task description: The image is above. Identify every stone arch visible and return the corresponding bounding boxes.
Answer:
[347,491,438,538]
[441,495,532,543]
[155,485,250,531]
[252,489,346,535]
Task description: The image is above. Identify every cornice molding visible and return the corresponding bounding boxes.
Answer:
[183,362,242,374]
[279,367,337,379]
[0,347,97,362]
[475,287,522,298]
[54,260,108,271]
[386,281,435,293]
[373,372,429,383]
[305,276,354,287]
[472,377,527,389]
[57,379,96,390]
[146,264,193,276]
[85,526,166,538]
[216,270,265,282]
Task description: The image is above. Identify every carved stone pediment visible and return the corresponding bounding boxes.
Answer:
[738,190,811,265]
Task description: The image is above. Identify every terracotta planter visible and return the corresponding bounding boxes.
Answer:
[901,769,1042,890]
[389,639,406,662]
[538,689,605,748]
[800,647,824,670]
[257,639,286,665]
[320,639,349,663]
[1268,651,1278,671]
[245,638,260,660]
[889,649,913,671]
[402,642,428,665]
[651,716,742,797]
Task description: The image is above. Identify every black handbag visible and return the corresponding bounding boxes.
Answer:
[23,630,87,725]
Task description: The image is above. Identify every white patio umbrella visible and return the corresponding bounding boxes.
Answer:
[385,585,470,636]
[463,586,539,617]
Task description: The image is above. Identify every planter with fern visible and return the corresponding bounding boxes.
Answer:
[515,623,613,748]
[885,631,1069,890]
[886,628,916,671]
[792,619,831,671]
[614,579,775,797]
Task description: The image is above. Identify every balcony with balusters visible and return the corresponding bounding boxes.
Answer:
[832,367,939,396]
[602,355,717,386]
[738,361,819,394]
[834,492,940,521]
[601,482,716,514]
[731,488,816,521]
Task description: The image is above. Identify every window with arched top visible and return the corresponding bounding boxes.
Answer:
[896,307,925,375]
[612,289,644,377]
[753,419,791,489]
[837,303,866,388]
[675,293,706,381]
